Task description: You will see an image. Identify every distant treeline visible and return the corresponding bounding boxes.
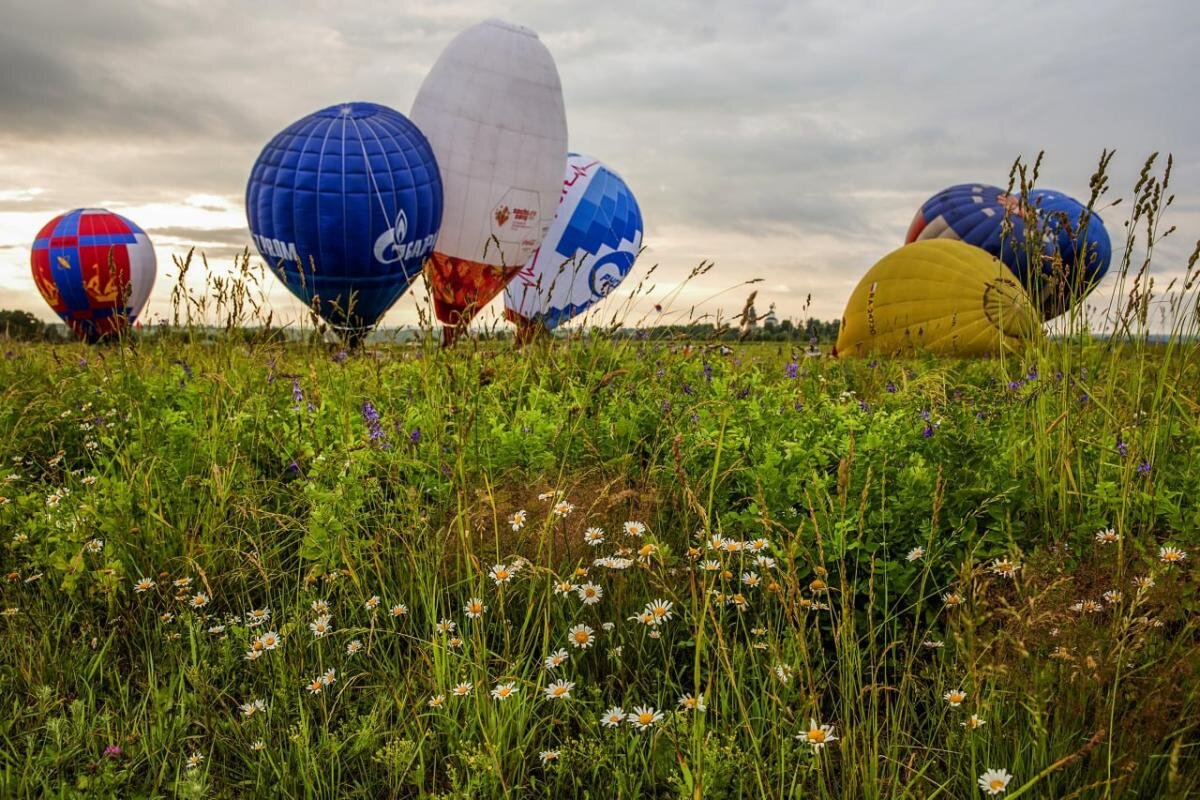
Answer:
[0,309,843,344]
[617,318,841,343]
[0,310,66,342]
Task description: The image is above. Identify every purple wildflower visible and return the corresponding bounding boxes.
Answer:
[332,350,348,364]
[362,401,387,446]
[786,361,799,379]
[292,378,304,410]
[886,382,897,393]
[703,362,713,383]
[1137,460,1151,476]
[409,427,421,446]
[922,424,934,439]
[103,745,122,758]
[1116,437,1128,458]
[919,409,931,422]
[858,400,870,412]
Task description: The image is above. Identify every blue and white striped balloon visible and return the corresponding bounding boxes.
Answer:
[504,153,643,330]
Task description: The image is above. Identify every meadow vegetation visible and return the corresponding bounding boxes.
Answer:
[0,154,1198,798]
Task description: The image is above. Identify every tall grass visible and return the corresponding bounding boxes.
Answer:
[0,153,1197,798]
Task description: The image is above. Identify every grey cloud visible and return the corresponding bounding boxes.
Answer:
[146,227,253,247]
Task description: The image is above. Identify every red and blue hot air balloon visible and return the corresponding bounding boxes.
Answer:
[246,102,442,343]
[906,183,1111,319]
[30,208,157,341]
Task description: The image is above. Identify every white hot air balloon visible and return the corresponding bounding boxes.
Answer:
[411,18,568,345]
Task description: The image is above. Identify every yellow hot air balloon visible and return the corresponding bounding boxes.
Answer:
[836,240,1041,358]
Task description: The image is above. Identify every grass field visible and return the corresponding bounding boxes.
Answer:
[0,324,1197,798]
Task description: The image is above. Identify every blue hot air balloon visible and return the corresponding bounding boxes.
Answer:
[246,102,442,341]
[1019,188,1112,317]
[905,183,1111,319]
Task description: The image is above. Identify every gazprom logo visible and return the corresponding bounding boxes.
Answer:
[254,234,299,262]
[374,209,435,265]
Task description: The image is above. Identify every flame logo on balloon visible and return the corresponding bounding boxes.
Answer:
[373,210,410,264]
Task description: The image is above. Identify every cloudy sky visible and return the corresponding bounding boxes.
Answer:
[1,0,1196,331]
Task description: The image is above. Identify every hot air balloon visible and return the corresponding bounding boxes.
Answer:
[836,239,1041,358]
[246,102,442,344]
[905,183,1111,319]
[30,208,156,341]
[411,18,568,345]
[503,154,644,338]
[1018,188,1112,318]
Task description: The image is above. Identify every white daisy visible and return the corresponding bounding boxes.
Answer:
[544,680,575,700]
[576,583,603,605]
[797,718,837,750]
[977,768,1013,795]
[491,682,518,701]
[544,649,569,671]
[600,706,626,727]
[567,623,595,649]
[628,705,663,731]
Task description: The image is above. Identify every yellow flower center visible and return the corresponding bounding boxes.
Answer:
[638,713,654,725]
[574,631,590,643]
[989,779,1004,790]
[807,730,825,743]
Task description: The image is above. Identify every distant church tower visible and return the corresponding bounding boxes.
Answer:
[762,302,779,330]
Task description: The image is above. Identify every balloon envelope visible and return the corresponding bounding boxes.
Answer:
[1019,188,1111,318]
[245,102,442,339]
[836,240,1041,357]
[905,183,1111,319]
[504,153,644,331]
[411,18,568,340]
[30,208,156,341]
